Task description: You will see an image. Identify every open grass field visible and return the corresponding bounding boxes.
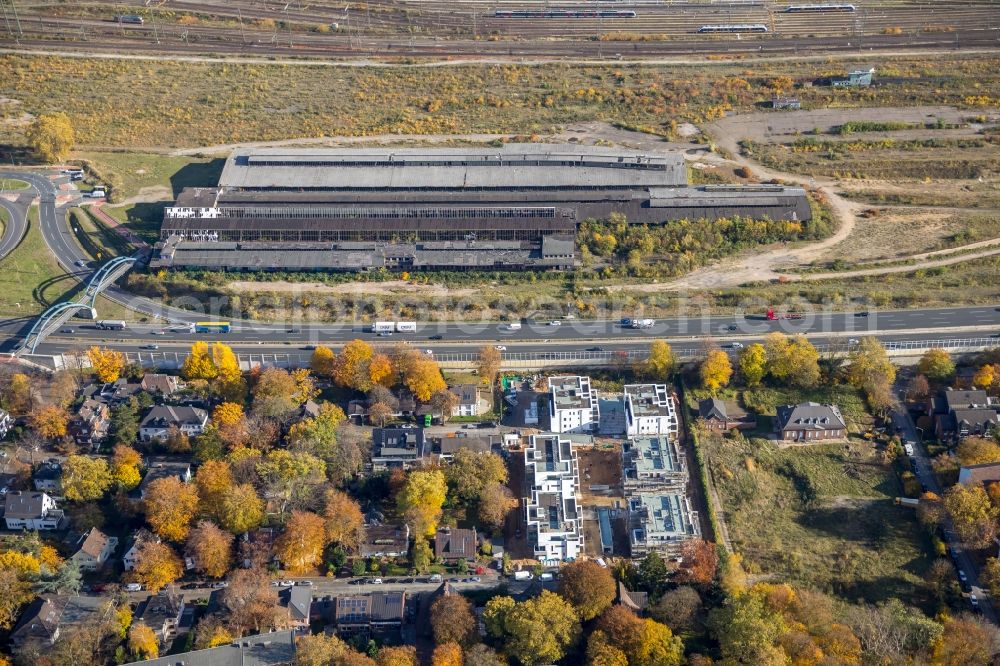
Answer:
[0,178,30,191]
[841,179,1000,209]
[0,206,137,319]
[701,430,935,608]
[3,54,1000,150]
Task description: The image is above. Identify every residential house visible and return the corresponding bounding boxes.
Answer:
[623,436,687,493]
[616,582,649,617]
[70,527,118,571]
[450,384,484,417]
[32,460,63,494]
[523,434,583,563]
[69,399,111,448]
[0,408,12,440]
[958,462,1000,487]
[123,531,159,571]
[140,373,182,397]
[137,460,193,499]
[360,523,410,559]
[928,388,999,443]
[775,403,847,442]
[129,630,297,666]
[241,527,279,569]
[139,406,208,442]
[548,376,599,433]
[99,378,141,406]
[8,598,61,651]
[437,434,496,461]
[282,586,313,631]
[372,427,425,471]
[333,592,406,639]
[434,527,478,564]
[628,493,700,558]
[698,398,756,431]
[135,592,185,648]
[9,596,108,655]
[4,491,65,530]
[624,384,678,437]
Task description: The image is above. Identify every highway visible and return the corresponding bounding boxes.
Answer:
[0,168,999,360]
[0,194,29,261]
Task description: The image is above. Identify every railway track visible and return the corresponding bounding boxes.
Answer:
[1,0,999,57]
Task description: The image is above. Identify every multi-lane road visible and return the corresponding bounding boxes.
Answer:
[1,168,999,361]
[0,194,29,261]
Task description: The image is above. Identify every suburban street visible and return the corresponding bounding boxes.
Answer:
[891,386,997,624]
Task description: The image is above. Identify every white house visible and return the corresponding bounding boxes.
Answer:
[624,384,678,437]
[123,531,159,571]
[524,434,583,563]
[3,492,66,530]
[628,493,699,557]
[70,527,118,571]
[139,406,208,442]
[548,376,598,434]
[450,384,482,418]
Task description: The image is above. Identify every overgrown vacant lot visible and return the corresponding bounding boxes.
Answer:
[701,430,934,608]
[3,54,1000,149]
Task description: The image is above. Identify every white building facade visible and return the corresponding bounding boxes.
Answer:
[624,384,678,437]
[548,376,599,434]
[523,434,583,563]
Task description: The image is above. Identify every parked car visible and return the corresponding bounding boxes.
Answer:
[371,578,383,585]
[125,583,143,592]
[211,581,229,589]
[295,580,314,586]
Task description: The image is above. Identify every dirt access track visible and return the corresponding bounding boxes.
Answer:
[707,105,978,146]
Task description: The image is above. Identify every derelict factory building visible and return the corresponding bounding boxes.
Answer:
[153,144,810,272]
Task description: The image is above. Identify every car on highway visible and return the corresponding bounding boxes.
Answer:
[548,320,561,326]
[428,334,443,340]
[301,345,316,350]
[855,311,869,317]
[424,349,434,355]
[61,328,74,334]
[494,345,507,351]
[586,346,606,352]
[377,331,393,337]
[848,338,859,346]
[727,324,738,331]
[151,330,165,335]
[140,344,159,351]
[74,260,87,267]
[723,342,744,350]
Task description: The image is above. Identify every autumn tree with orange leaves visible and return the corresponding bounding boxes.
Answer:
[275,510,327,573]
[144,476,199,542]
[87,346,126,383]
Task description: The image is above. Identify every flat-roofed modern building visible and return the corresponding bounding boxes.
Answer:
[623,436,687,493]
[524,434,583,563]
[153,145,811,272]
[624,384,678,437]
[628,493,700,557]
[549,375,599,434]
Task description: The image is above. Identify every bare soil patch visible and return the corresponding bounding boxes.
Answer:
[226,279,478,297]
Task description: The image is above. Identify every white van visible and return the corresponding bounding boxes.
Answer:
[396,321,417,333]
[88,189,106,198]
[502,322,522,332]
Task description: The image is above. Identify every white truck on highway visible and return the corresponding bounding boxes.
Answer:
[96,320,126,330]
[501,322,522,332]
[372,321,416,334]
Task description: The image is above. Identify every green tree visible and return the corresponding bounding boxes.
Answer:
[917,348,955,382]
[738,343,767,387]
[765,333,820,388]
[444,449,508,502]
[27,112,75,163]
[709,590,787,666]
[637,552,669,596]
[496,591,582,666]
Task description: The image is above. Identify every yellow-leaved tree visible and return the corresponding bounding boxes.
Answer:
[212,402,244,429]
[645,340,676,380]
[182,341,218,381]
[28,404,69,439]
[397,469,447,537]
[62,454,112,502]
[144,476,199,542]
[212,342,246,401]
[404,357,447,403]
[332,339,375,391]
[738,343,767,387]
[310,345,336,378]
[132,540,183,593]
[128,622,159,660]
[700,349,733,392]
[87,346,126,383]
[219,483,265,535]
[27,112,75,163]
[275,510,327,574]
[111,445,143,491]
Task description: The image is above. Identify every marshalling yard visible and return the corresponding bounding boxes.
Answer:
[2,0,1000,59]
